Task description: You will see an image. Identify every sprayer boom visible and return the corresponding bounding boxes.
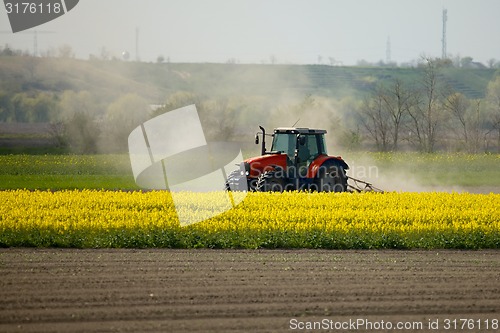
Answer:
[347,176,384,193]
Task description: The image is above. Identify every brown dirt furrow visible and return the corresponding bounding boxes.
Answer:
[0,249,499,332]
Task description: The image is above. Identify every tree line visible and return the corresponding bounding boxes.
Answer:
[0,89,251,153]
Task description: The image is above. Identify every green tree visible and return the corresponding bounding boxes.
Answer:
[199,97,245,141]
[0,90,13,122]
[151,91,201,118]
[9,92,57,123]
[64,112,100,153]
[58,90,101,153]
[10,93,29,122]
[460,56,474,68]
[152,91,247,142]
[104,93,150,151]
[29,93,58,122]
[59,90,99,121]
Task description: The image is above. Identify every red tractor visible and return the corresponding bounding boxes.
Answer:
[226,126,382,192]
[226,126,352,192]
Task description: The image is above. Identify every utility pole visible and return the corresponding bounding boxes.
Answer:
[0,30,55,56]
[386,36,391,64]
[442,9,448,59]
[135,27,140,61]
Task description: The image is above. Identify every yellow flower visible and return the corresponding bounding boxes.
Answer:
[0,190,498,248]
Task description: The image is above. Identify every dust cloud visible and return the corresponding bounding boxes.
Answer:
[342,154,469,193]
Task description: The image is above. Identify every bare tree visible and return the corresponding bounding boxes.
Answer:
[485,76,500,152]
[444,92,487,153]
[360,80,412,151]
[466,100,484,154]
[47,121,66,148]
[360,87,391,151]
[444,92,470,145]
[407,58,447,152]
[490,113,500,152]
[380,79,412,150]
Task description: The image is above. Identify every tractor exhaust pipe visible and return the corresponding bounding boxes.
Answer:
[258,126,266,155]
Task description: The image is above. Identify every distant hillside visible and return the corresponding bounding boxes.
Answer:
[0,56,496,104]
[1,55,499,154]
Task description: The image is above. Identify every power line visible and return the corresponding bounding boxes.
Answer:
[1,30,56,56]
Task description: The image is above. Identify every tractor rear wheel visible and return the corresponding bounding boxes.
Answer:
[316,163,348,192]
[256,171,285,192]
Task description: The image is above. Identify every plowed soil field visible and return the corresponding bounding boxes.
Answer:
[1,249,499,332]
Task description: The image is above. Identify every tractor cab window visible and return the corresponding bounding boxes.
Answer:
[297,134,319,164]
[318,134,327,155]
[271,133,295,158]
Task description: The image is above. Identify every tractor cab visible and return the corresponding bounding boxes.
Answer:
[267,128,328,174]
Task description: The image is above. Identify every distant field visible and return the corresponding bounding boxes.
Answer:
[0,154,138,190]
[0,153,498,191]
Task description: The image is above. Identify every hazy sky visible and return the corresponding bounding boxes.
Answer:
[1,0,500,65]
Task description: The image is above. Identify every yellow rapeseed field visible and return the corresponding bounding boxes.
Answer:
[0,190,499,248]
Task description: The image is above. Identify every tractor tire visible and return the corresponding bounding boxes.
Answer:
[225,170,257,192]
[256,171,285,192]
[247,178,258,192]
[224,170,240,191]
[316,162,348,192]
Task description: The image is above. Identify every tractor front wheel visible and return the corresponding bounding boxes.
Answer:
[225,170,253,191]
[256,171,285,192]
